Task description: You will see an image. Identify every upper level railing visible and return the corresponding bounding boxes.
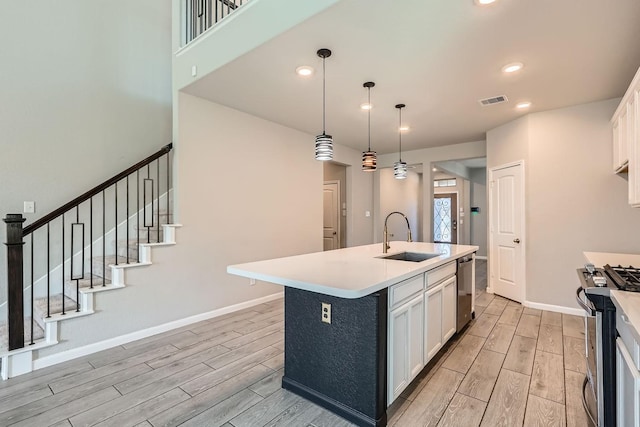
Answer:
[3,143,173,352]
[182,0,249,46]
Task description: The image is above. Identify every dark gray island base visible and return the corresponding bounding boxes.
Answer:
[282,287,389,427]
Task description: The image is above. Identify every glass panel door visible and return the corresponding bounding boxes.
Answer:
[434,193,458,243]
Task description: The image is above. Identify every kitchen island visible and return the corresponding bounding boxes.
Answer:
[227,241,478,427]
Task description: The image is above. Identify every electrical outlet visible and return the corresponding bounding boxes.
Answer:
[321,302,331,324]
[249,278,256,286]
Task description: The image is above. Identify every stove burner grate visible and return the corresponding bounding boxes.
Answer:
[604,264,640,292]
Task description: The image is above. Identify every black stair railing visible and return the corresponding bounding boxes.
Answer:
[183,0,248,45]
[3,143,173,351]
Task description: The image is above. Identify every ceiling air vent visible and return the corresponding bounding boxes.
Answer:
[478,95,508,106]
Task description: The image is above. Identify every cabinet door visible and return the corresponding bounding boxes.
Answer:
[631,88,640,206]
[442,276,457,342]
[424,284,443,363]
[618,109,629,172]
[388,294,424,405]
[614,118,621,172]
[617,338,640,427]
[389,305,409,404]
[408,294,424,380]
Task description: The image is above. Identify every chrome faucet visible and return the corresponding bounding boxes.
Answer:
[383,211,413,253]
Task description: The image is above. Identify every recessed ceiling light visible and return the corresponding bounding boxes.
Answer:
[502,62,524,74]
[474,0,497,5]
[360,103,372,110]
[399,126,410,132]
[516,101,532,109]
[432,167,438,172]
[295,66,314,76]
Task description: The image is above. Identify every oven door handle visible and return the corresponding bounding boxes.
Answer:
[576,287,596,316]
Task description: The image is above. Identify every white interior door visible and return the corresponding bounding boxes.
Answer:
[490,162,525,303]
[323,181,340,251]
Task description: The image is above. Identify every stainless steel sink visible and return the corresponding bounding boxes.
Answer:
[379,252,440,262]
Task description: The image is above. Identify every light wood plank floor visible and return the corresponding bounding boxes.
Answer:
[0,261,591,426]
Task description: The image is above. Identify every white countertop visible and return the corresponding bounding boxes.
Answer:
[584,251,640,268]
[611,290,640,341]
[227,242,478,298]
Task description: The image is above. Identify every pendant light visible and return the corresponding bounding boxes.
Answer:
[315,48,333,161]
[362,82,377,171]
[394,104,408,179]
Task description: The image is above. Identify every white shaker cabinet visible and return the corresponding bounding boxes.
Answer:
[612,296,640,427]
[387,259,463,405]
[424,283,443,361]
[388,276,424,405]
[612,64,640,205]
[424,270,457,364]
[629,88,640,206]
[616,338,640,427]
[442,276,457,342]
[614,107,628,173]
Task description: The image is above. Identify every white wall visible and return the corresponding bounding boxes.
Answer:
[0,1,172,308]
[469,168,487,257]
[376,140,486,242]
[329,143,375,247]
[379,168,421,243]
[36,93,375,357]
[487,98,640,309]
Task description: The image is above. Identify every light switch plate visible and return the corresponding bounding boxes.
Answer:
[23,201,35,214]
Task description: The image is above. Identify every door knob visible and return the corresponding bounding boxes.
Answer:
[513,238,520,244]
[333,231,337,235]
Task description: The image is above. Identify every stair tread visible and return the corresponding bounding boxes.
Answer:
[0,317,45,353]
[64,275,112,299]
[34,294,79,317]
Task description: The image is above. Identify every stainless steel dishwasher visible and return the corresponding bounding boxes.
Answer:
[457,255,474,332]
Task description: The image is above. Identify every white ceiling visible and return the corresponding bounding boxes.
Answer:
[184,0,640,154]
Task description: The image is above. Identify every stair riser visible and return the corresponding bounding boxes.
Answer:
[92,263,112,281]
[2,224,180,380]
[117,246,139,261]
[63,279,109,301]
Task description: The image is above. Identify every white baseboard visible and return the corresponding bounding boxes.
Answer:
[482,289,584,316]
[475,255,487,260]
[523,300,585,317]
[33,291,284,371]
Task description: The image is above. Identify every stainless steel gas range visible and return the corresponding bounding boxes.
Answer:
[576,264,640,427]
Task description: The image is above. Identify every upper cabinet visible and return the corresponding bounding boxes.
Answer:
[613,106,628,172]
[613,66,640,206]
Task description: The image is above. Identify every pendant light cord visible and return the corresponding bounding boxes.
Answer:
[322,56,326,134]
[367,87,371,151]
[398,106,403,162]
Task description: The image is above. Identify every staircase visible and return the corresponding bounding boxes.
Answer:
[1,144,179,379]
